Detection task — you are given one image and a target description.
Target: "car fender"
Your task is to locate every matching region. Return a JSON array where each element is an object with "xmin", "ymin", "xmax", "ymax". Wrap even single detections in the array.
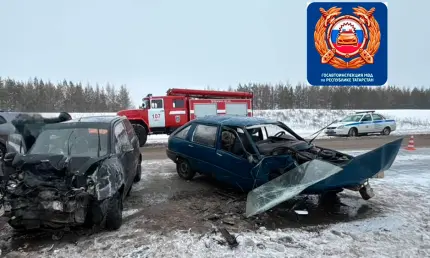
[{"xmin": 89, "ymin": 158, "xmax": 125, "ymax": 201}]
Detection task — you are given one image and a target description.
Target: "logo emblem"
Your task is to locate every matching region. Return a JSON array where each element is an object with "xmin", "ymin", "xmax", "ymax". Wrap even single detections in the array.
[
  {"xmin": 315, "ymin": 6, "xmax": 379, "ymax": 69},
  {"xmin": 307, "ymin": 2, "xmax": 387, "ymax": 86}
]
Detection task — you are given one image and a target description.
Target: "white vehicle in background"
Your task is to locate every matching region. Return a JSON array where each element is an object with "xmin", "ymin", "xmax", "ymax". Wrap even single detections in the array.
[{"xmin": 325, "ymin": 111, "xmax": 396, "ymax": 137}]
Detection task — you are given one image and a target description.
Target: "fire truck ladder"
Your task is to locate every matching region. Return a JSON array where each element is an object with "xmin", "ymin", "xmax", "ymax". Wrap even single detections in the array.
[{"xmin": 166, "ymin": 88, "xmax": 253, "ymax": 99}]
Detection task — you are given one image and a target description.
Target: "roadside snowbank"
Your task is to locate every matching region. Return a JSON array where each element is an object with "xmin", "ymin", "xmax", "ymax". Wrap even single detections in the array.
[{"xmin": 37, "ymin": 109, "xmax": 430, "ymax": 143}]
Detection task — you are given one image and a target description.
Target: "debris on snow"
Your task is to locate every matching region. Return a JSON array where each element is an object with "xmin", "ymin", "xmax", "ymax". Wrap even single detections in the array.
[
  {"xmin": 219, "ymin": 227, "xmax": 238, "ymax": 248},
  {"xmin": 294, "ymin": 210, "xmax": 308, "ymax": 215}
]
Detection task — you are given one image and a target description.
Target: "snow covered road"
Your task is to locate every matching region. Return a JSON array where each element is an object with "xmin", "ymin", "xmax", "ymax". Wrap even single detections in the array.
[{"xmin": 1, "ymin": 148, "xmax": 429, "ymax": 257}]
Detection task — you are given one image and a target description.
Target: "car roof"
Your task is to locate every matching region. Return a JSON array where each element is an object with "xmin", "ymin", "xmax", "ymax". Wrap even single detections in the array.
[
  {"xmin": 42, "ymin": 115, "xmax": 123, "ymax": 130},
  {"xmin": 0, "ymin": 112, "xmax": 30, "ymax": 122},
  {"xmin": 62, "ymin": 115, "xmax": 122, "ymax": 124},
  {"xmin": 192, "ymin": 115, "xmax": 278, "ymax": 127}
]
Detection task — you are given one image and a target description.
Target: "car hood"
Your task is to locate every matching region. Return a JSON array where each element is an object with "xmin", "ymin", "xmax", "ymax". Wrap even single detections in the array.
[{"xmin": 12, "ymin": 154, "xmax": 106, "ymax": 177}]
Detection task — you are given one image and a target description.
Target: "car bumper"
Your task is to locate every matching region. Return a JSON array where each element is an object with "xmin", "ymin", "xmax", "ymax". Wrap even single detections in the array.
[
  {"xmin": 166, "ymin": 149, "xmax": 177, "ymax": 162},
  {"xmin": 324, "ymin": 128, "xmax": 350, "ymax": 136},
  {"xmin": 3, "ymin": 189, "xmax": 91, "ymax": 230}
]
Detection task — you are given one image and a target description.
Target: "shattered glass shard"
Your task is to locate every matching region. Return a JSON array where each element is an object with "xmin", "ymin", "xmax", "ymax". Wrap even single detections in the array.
[{"xmin": 245, "ymin": 159, "xmax": 343, "ymax": 217}]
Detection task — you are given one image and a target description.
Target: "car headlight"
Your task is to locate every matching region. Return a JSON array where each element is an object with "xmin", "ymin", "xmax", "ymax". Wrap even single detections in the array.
[{"xmin": 337, "ymin": 125, "xmax": 345, "ymax": 129}]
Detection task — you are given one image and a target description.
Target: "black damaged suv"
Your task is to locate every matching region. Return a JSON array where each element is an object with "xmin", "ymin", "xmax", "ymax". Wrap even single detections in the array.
[{"xmin": 2, "ymin": 115, "xmax": 142, "ymax": 231}]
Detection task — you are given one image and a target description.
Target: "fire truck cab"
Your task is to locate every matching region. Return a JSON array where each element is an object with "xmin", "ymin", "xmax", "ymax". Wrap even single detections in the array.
[{"xmin": 117, "ymin": 88, "xmax": 253, "ymax": 147}]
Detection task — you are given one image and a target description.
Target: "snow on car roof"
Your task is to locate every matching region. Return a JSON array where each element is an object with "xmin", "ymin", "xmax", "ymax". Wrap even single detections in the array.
[{"xmin": 193, "ymin": 115, "xmax": 278, "ymax": 127}]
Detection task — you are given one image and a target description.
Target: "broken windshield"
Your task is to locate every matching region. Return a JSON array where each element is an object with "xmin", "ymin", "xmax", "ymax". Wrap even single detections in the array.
[
  {"xmin": 246, "ymin": 124, "xmax": 297, "ymax": 142},
  {"xmin": 28, "ymin": 128, "xmax": 109, "ymax": 157}
]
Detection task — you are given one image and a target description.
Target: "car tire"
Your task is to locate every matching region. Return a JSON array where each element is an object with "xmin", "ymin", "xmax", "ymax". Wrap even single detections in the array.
[
  {"xmin": 132, "ymin": 124, "xmax": 147, "ymax": 147},
  {"xmin": 348, "ymin": 128, "xmax": 358, "ymax": 137},
  {"xmin": 0, "ymin": 143, "xmax": 6, "ymax": 160},
  {"xmin": 382, "ymin": 127, "xmax": 391, "ymax": 135},
  {"xmin": 105, "ymin": 192, "xmax": 123, "ymax": 230},
  {"xmin": 176, "ymin": 158, "xmax": 196, "ymax": 180}
]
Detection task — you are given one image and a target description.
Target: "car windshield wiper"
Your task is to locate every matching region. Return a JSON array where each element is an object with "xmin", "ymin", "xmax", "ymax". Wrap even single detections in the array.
[
  {"xmin": 308, "ymin": 120, "xmax": 338, "ymax": 144},
  {"xmin": 67, "ymin": 130, "xmax": 76, "ymax": 156}
]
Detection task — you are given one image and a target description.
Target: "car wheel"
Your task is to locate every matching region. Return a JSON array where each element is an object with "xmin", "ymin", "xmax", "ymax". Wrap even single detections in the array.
[
  {"xmin": 176, "ymin": 158, "xmax": 196, "ymax": 180},
  {"xmin": 382, "ymin": 127, "xmax": 391, "ymax": 135},
  {"xmin": 0, "ymin": 143, "xmax": 6, "ymax": 160},
  {"xmin": 105, "ymin": 192, "xmax": 123, "ymax": 230},
  {"xmin": 348, "ymin": 128, "xmax": 358, "ymax": 137},
  {"xmin": 134, "ymin": 158, "xmax": 142, "ymax": 183},
  {"xmin": 132, "ymin": 124, "xmax": 147, "ymax": 147}
]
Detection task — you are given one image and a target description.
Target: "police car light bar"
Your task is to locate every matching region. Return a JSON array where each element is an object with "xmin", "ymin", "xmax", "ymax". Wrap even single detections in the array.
[{"xmin": 355, "ymin": 110, "xmax": 375, "ymax": 114}]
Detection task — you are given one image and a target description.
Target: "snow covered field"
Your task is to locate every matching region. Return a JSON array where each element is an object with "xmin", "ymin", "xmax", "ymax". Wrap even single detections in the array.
[
  {"xmin": 39, "ymin": 109, "xmax": 430, "ymax": 144},
  {"xmin": 2, "ymin": 148, "xmax": 429, "ymax": 257}
]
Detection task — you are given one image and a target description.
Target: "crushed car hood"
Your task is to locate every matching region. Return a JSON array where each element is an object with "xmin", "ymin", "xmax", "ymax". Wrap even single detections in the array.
[
  {"xmin": 8, "ymin": 154, "xmax": 107, "ymax": 189},
  {"xmin": 245, "ymin": 138, "xmax": 403, "ymax": 217},
  {"xmin": 13, "ymin": 154, "xmax": 106, "ymax": 175}
]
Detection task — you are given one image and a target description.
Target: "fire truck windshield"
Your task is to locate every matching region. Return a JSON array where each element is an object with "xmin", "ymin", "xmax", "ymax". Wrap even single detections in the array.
[{"xmin": 142, "ymin": 99, "xmax": 150, "ymax": 109}]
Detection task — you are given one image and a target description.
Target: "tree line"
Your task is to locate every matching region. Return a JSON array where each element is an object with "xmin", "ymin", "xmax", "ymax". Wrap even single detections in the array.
[
  {"xmin": 0, "ymin": 77, "xmax": 132, "ymax": 112},
  {"xmin": 1, "ymin": 77, "xmax": 429, "ymax": 112},
  {"xmin": 234, "ymin": 83, "xmax": 430, "ymax": 110}
]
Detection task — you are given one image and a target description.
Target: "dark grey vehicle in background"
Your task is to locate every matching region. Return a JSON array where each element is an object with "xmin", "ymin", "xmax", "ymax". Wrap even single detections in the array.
[
  {"xmin": 2, "ymin": 115, "xmax": 142, "ymax": 231},
  {"xmin": 0, "ymin": 111, "xmax": 73, "ymax": 159}
]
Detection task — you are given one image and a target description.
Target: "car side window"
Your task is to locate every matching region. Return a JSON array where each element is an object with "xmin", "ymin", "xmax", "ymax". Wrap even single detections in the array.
[
  {"xmin": 114, "ymin": 122, "xmax": 133, "ymax": 153},
  {"xmin": 191, "ymin": 124, "xmax": 217, "ymax": 147},
  {"xmin": 122, "ymin": 119, "xmax": 136, "ymax": 141},
  {"xmin": 361, "ymin": 114, "xmax": 372, "ymax": 122},
  {"xmin": 372, "ymin": 114, "xmax": 383, "ymax": 120},
  {"xmin": 173, "ymin": 99, "xmax": 185, "ymax": 108},
  {"xmin": 220, "ymin": 127, "xmax": 248, "ymax": 157},
  {"xmin": 0, "ymin": 116, "xmax": 6, "ymax": 124},
  {"xmin": 174, "ymin": 124, "xmax": 192, "ymax": 139},
  {"xmin": 151, "ymin": 99, "xmax": 163, "ymax": 109}
]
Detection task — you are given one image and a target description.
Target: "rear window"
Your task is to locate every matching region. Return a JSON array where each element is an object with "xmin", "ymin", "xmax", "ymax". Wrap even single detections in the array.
[{"xmin": 191, "ymin": 124, "xmax": 218, "ymax": 147}]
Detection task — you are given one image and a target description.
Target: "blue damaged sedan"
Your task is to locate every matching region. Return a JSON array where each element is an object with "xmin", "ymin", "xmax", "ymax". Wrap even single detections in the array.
[{"xmin": 166, "ymin": 115, "xmax": 403, "ymax": 217}]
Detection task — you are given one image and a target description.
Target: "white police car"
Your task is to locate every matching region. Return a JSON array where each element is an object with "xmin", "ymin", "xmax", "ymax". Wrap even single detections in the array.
[{"xmin": 325, "ymin": 111, "xmax": 396, "ymax": 137}]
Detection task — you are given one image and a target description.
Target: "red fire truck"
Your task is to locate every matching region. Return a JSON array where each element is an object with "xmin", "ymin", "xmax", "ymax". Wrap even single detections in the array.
[{"xmin": 117, "ymin": 88, "xmax": 254, "ymax": 147}]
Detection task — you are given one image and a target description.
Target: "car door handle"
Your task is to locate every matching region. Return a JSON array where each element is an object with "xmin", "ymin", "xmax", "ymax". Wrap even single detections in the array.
[{"xmin": 188, "ymin": 144, "xmax": 193, "ymax": 148}]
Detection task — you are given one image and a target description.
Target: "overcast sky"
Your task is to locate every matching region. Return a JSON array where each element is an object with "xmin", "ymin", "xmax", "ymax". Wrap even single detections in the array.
[{"xmin": 0, "ymin": 0, "xmax": 427, "ymax": 106}]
